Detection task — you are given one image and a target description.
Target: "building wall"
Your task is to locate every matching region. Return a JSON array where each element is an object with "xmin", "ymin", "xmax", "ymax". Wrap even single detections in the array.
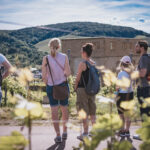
[{"xmin": 61, "ymin": 37, "xmax": 139, "ymax": 74}]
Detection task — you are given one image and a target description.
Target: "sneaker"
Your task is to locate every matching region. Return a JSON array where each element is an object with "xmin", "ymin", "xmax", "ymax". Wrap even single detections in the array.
[
  {"xmin": 62, "ymin": 132, "xmax": 67, "ymax": 140},
  {"xmin": 88, "ymin": 132, "xmax": 93, "ymax": 137},
  {"xmin": 54, "ymin": 136, "xmax": 62, "ymax": 143},
  {"xmin": 125, "ymin": 131, "xmax": 130, "ymax": 137},
  {"xmin": 133, "ymin": 134, "xmax": 142, "ymax": 141},
  {"xmin": 77, "ymin": 133, "xmax": 88, "ymax": 141},
  {"xmin": 118, "ymin": 130, "xmax": 126, "ymax": 137}
]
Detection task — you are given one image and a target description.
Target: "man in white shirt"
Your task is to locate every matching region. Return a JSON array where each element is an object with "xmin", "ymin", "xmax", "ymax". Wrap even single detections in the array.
[{"xmin": 0, "ymin": 54, "xmax": 11, "ymax": 104}]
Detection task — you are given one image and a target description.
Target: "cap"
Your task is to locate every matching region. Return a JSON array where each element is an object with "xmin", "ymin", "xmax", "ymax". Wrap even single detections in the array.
[{"xmin": 120, "ymin": 56, "xmax": 131, "ymax": 64}]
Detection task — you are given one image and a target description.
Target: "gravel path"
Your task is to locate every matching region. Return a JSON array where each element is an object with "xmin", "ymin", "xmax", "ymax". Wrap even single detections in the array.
[{"xmin": 0, "ymin": 125, "xmax": 142, "ymax": 150}]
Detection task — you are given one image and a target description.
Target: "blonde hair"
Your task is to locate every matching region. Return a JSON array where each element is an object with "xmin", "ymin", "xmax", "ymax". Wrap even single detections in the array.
[
  {"xmin": 48, "ymin": 38, "xmax": 61, "ymax": 56},
  {"xmin": 118, "ymin": 62, "xmax": 134, "ymax": 74}
]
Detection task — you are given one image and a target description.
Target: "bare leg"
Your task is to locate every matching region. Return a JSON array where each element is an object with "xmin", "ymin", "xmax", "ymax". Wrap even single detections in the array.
[
  {"xmin": 60, "ymin": 106, "xmax": 69, "ymax": 133},
  {"xmin": 90, "ymin": 115, "xmax": 96, "ymax": 125},
  {"xmin": 51, "ymin": 106, "xmax": 60, "ymax": 136},
  {"xmin": 125, "ymin": 117, "xmax": 131, "ymax": 131},
  {"xmin": 119, "ymin": 114, "xmax": 125, "ymax": 130},
  {"xmin": 83, "ymin": 117, "xmax": 89, "ymax": 134}
]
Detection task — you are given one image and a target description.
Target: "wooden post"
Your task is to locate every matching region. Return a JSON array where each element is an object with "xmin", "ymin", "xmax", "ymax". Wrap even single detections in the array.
[{"xmin": 4, "ymin": 85, "xmax": 7, "ymax": 106}]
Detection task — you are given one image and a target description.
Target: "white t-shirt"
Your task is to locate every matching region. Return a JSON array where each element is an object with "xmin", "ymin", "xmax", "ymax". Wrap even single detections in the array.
[
  {"xmin": 117, "ymin": 71, "xmax": 133, "ymax": 93},
  {"xmin": 0, "ymin": 54, "xmax": 7, "ymax": 92}
]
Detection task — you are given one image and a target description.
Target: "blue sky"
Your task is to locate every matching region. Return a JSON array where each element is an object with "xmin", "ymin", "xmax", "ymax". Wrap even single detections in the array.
[{"xmin": 0, "ymin": 0, "xmax": 150, "ymax": 33}]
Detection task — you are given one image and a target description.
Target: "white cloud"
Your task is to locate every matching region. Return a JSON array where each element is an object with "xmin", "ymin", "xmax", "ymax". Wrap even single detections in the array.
[{"xmin": 0, "ymin": 0, "xmax": 150, "ymax": 33}]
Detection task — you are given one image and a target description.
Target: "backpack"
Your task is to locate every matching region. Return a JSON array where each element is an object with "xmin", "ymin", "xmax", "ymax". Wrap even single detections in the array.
[{"xmin": 82, "ymin": 61, "xmax": 100, "ymax": 96}]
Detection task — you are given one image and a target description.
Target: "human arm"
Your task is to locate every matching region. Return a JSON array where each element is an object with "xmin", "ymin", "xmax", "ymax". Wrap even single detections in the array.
[
  {"xmin": 0, "ymin": 55, "xmax": 12, "ymax": 79},
  {"xmin": 64, "ymin": 55, "xmax": 71, "ymax": 77},
  {"xmin": 74, "ymin": 62, "xmax": 86, "ymax": 91},
  {"xmin": 139, "ymin": 57, "xmax": 148, "ymax": 78}
]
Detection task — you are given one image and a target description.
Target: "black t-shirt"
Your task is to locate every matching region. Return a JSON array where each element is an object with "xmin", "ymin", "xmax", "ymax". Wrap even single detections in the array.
[
  {"xmin": 138, "ymin": 54, "xmax": 150, "ymax": 87},
  {"xmin": 78, "ymin": 67, "xmax": 89, "ymax": 88}
]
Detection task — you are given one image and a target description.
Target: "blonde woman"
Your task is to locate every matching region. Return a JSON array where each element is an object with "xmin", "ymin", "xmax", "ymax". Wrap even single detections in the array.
[
  {"xmin": 42, "ymin": 38, "xmax": 71, "ymax": 143},
  {"xmin": 116, "ymin": 56, "xmax": 134, "ymax": 137}
]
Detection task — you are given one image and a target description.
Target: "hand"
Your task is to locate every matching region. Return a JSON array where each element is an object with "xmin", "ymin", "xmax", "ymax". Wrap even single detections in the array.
[
  {"xmin": 43, "ymin": 78, "xmax": 48, "ymax": 85},
  {"xmin": 74, "ymin": 85, "xmax": 77, "ymax": 93}
]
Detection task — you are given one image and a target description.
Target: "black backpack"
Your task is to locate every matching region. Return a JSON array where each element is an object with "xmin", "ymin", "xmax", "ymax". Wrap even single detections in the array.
[{"xmin": 82, "ymin": 61, "xmax": 100, "ymax": 96}]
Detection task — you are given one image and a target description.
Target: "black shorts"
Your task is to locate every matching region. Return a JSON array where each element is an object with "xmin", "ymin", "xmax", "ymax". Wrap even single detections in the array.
[
  {"xmin": 116, "ymin": 92, "xmax": 134, "ymax": 114},
  {"xmin": 137, "ymin": 86, "xmax": 150, "ymax": 116}
]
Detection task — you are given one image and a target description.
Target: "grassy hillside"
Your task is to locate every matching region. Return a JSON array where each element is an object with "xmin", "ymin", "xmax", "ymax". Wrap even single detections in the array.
[
  {"xmin": 0, "ymin": 32, "xmax": 47, "ymax": 67},
  {"xmin": 10, "ymin": 22, "xmax": 150, "ymax": 45},
  {"xmin": 0, "ymin": 22, "xmax": 150, "ymax": 67}
]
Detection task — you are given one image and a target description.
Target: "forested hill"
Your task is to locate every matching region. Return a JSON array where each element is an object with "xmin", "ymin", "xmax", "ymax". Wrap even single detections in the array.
[{"xmin": 0, "ymin": 22, "xmax": 150, "ymax": 67}]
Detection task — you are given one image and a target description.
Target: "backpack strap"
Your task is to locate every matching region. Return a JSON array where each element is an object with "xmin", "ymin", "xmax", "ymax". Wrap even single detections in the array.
[{"xmin": 85, "ymin": 60, "xmax": 96, "ymax": 66}]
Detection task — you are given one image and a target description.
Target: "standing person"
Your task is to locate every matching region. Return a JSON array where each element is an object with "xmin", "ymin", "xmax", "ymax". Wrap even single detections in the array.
[
  {"xmin": 135, "ymin": 40, "xmax": 150, "ymax": 117},
  {"xmin": 116, "ymin": 56, "xmax": 134, "ymax": 137},
  {"xmin": 0, "ymin": 54, "xmax": 11, "ymax": 105},
  {"xmin": 42, "ymin": 38, "xmax": 71, "ymax": 143},
  {"xmin": 74, "ymin": 43, "xmax": 97, "ymax": 140}
]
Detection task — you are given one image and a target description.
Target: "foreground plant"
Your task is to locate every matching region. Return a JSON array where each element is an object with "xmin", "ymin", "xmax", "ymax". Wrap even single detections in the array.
[
  {"xmin": 0, "ymin": 131, "xmax": 28, "ymax": 150},
  {"xmin": 136, "ymin": 115, "xmax": 150, "ymax": 150},
  {"xmin": 11, "ymin": 68, "xmax": 44, "ymax": 150},
  {"xmin": 79, "ymin": 114, "xmax": 133, "ymax": 150}
]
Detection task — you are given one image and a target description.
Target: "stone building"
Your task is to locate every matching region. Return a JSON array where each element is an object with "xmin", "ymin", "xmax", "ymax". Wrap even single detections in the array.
[{"xmin": 61, "ymin": 37, "xmax": 139, "ymax": 74}]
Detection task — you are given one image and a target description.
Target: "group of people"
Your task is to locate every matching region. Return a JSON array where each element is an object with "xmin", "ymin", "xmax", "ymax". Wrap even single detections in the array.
[
  {"xmin": 0, "ymin": 38, "xmax": 150, "ymax": 144},
  {"xmin": 117, "ymin": 41, "xmax": 150, "ymax": 138},
  {"xmin": 42, "ymin": 38, "xmax": 150, "ymax": 143}
]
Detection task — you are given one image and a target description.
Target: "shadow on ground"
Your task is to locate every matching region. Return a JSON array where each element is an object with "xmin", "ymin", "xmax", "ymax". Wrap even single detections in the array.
[{"xmin": 46, "ymin": 140, "xmax": 66, "ymax": 150}]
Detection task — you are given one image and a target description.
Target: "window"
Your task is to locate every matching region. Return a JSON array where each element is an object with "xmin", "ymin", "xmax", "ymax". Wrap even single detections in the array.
[
  {"xmin": 110, "ymin": 42, "xmax": 113, "ymax": 50},
  {"xmin": 122, "ymin": 42, "xmax": 127, "ymax": 49}
]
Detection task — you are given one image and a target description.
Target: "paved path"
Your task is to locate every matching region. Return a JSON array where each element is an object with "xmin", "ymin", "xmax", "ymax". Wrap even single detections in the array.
[{"xmin": 0, "ymin": 125, "xmax": 142, "ymax": 150}]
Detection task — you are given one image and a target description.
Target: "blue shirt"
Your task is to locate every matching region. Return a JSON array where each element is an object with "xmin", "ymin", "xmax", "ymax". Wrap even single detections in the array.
[{"xmin": 117, "ymin": 71, "xmax": 133, "ymax": 93}]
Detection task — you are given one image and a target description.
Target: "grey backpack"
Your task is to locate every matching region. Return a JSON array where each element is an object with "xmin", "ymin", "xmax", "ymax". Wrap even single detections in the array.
[{"xmin": 82, "ymin": 61, "xmax": 100, "ymax": 96}]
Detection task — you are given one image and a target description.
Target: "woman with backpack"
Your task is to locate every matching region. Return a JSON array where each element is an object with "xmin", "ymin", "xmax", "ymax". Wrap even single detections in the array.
[
  {"xmin": 116, "ymin": 56, "xmax": 134, "ymax": 137},
  {"xmin": 42, "ymin": 38, "xmax": 71, "ymax": 143},
  {"xmin": 74, "ymin": 43, "xmax": 98, "ymax": 140}
]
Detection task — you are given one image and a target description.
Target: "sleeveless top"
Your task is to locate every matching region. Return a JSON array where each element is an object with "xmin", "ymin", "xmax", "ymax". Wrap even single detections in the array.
[
  {"xmin": 47, "ymin": 52, "xmax": 67, "ymax": 86},
  {"xmin": 78, "ymin": 65, "xmax": 89, "ymax": 88}
]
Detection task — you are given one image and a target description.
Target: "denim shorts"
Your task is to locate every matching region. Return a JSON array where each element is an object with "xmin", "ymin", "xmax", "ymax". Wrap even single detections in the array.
[{"xmin": 46, "ymin": 82, "xmax": 69, "ymax": 107}]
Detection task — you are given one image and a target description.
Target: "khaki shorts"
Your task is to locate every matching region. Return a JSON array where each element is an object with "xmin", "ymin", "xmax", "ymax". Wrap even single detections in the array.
[{"xmin": 76, "ymin": 88, "xmax": 96, "ymax": 116}]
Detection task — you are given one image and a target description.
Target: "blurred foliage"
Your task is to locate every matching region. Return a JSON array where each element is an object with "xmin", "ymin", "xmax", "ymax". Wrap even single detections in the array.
[
  {"xmin": 1, "ymin": 76, "xmax": 44, "ymax": 104},
  {"xmin": 100, "ymin": 84, "xmax": 116, "ymax": 97},
  {"xmin": 104, "ymin": 140, "xmax": 132, "ymax": 150},
  {"xmin": 137, "ymin": 116, "xmax": 150, "ymax": 150},
  {"xmin": 14, "ymin": 99, "xmax": 44, "ymax": 121},
  {"xmin": 2, "ymin": 77, "xmax": 26, "ymax": 97},
  {"xmin": 79, "ymin": 114, "xmax": 133, "ymax": 150},
  {"xmin": 0, "ymin": 131, "xmax": 28, "ymax": 150}
]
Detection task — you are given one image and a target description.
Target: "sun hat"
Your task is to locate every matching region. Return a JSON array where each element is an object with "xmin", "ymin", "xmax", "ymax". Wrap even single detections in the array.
[{"xmin": 120, "ymin": 56, "xmax": 132, "ymax": 64}]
